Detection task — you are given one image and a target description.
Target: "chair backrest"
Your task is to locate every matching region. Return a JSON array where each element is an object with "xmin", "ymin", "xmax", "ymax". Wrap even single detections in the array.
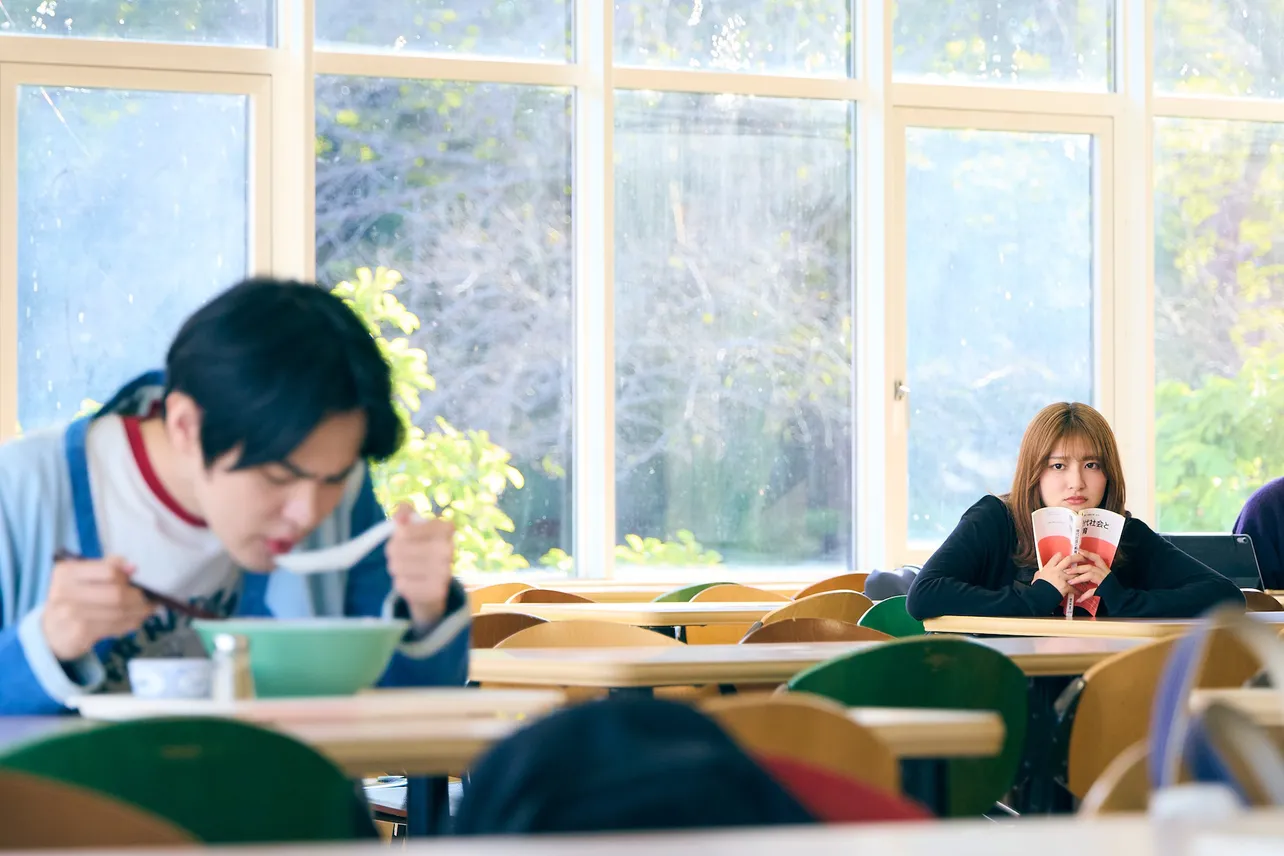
[
  {"xmin": 1065, "ymin": 637, "xmax": 1178, "ymax": 799},
  {"xmin": 690, "ymin": 584, "xmax": 790, "ymax": 603},
  {"xmin": 687, "ymin": 584, "xmax": 791, "ymax": 644},
  {"xmin": 857, "ymin": 595, "xmax": 926, "ymax": 637},
  {"xmin": 1065, "ymin": 631, "xmax": 1260, "ymax": 798},
  {"xmin": 703, "ymin": 693, "xmax": 900, "ymax": 794},
  {"xmin": 1077, "ymin": 742, "xmax": 1150, "ymax": 815},
  {"xmin": 793, "ymin": 573, "xmax": 870, "ymax": 600},
  {"xmin": 787, "ymin": 636, "xmax": 1028, "ymax": 817},
  {"xmin": 0, "ymin": 717, "xmax": 377, "ymax": 843},
  {"xmin": 740, "ymin": 618, "xmax": 890, "ymax": 644},
  {"xmin": 1243, "ymin": 590, "xmax": 1283, "ymax": 612},
  {"xmin": 470, "ymin": 612, "xmax": 549, "ymax": 648},
  {"xmin": 0, "ymin": 770, "xmax": 195, "ymax": 848},
  {"xmin": 508, "ymin": 589, "xmax": 595, "ymax": 604},
  {"xmin": 468, "ymin": 582, "xmax": 535, "ymax": 614},
  {"xmin": 760, "ymin": 591, "xmax": 873, "ymax": 626},
  {"xmin": 496, "ymin": 619, "xmax": 683, "ymax": 648},
  {"xmin": 653, "ymin": 582, "xmax": 735, "ymax": 603}
]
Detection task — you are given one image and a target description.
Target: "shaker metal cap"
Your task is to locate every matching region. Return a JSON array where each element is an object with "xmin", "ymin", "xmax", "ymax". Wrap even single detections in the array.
[{"xmin": 213, "ymin": 633, "xmax": 249, "ymax": 653}]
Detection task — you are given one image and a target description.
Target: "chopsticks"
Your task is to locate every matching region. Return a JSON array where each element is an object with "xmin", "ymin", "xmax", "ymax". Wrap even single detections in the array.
[
  {"xmin": 133, "ymin": 585, "xmax": 222, "ymax": 621},
  {"xmin": 53, "ymin": 550, "xmax": 221, "ymax": 621}
]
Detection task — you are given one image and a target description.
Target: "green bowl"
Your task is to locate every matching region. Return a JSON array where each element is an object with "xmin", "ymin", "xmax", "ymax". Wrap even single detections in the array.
[{"xmin": 192, "ymin": 617, "xmax": 409, "ymax": 698}]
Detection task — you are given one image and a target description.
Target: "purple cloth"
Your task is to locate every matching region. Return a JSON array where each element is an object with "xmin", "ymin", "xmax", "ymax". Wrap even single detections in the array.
[{"xmin": 1234, "ymin": 477, "xmax": 1284, "ymax": 589}]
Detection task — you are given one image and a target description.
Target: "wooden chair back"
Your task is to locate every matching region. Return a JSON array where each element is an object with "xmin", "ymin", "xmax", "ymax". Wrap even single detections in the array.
[
  {"xmin": 1065, "ymin": 630, "xmax": 1260, "ymax": 798},
  {"xmin": 794, "ymin": 573, "xmax": 870, "ymax": 600},
  {"xmin": 496, "ymin": 619, "xmax": 682, "ymax": 649},
  {"xmin": 1243, "ymin": 590, "xmax": 1283, "ymax": 612},
  {"xmin": 741, "ymin": 618, "xmax": 889, "ymax": 644},
  {"xmin": 690, "ymin": 584, "xmax": 790, "ymax": 603},
  {"xmin": 687, "ymin": 584, "xmax": 789, "ymax": 644},
  {"xmin": 0, "ymin": 771, "xmax": 195, "ymax": 848},
  {"xmin": 1077, "ymin": 742, "xmax": 1150, "ymax": 815},
  {"xmin": 507, "ymin": 589, "xmax": 595, "ymax": 604},
  {"xmin": 703, "ymin": 693, "xmax": 900, "ymax": 794},
  {"xmin": 469, "ymin": 612, "xmax": 548, "ymax": 649},
  {"xmin": 494, "ymin": 619, "xmax": 685, "ymax": 702},
  {"xmin": 760, "ymin": 591, "xmax": 874, "ymax": 626},
  {"xmin": 468, "ymin": 582, "xmax": 534, "ymax": 614}
]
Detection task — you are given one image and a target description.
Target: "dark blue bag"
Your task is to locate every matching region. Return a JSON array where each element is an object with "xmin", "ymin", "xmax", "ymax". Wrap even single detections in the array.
[
  {"xmin": 865, "ymin": 566, "xmax": 920, "ymax": 601},
  {"xmin": 453, "ymin": 696, "xmax": 816, "ymax": 834}
]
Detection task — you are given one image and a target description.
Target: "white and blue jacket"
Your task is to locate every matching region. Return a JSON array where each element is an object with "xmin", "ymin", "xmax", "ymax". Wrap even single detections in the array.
[{"xmin": 0, "ymin": 372, "xmax": 470, "ymax": 715}]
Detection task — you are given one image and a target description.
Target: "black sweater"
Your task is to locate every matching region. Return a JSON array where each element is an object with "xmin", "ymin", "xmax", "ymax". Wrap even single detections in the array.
[{"xmin": 906, "ymin": 495, "xmax": 1245, "ymax": 620}]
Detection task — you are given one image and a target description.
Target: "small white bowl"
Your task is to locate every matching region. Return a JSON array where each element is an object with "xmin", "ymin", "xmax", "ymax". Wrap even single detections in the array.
[{"xmin": 128, "ymin": 658, "xmax": 214, "ymax": 700}]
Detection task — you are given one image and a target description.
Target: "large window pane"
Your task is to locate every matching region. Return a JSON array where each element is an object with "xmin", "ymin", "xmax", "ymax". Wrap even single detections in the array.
[
  {"xmin": 1156, "ymin": 2, "xmax": 1284, "ymax": 97},
  {"xmin": 316, "ymin": 1, "xmax": 570, "ymax": 60},
  {"xmin": 906, "ymin": 127, "xmax": 1095, "ymax": 544},
  {"xmin": 18, "ymin": 86, "xmax": 249, "ymax": 430},
  {"xmin": 0, "ymin": 1, "xmax": 270, "ymax": 45},
  {"xmin": 1154, "ymin": 119, "xmax": 1284, "ymax": 531},
  {"xmin": 615, "ymin": 0, "xmax": 851, "ymax": 76},
  {"xmin": 316, "ymin": 77, "xmax": 573, "ymax": 573},
  {"xmin": 615, "ymin": 92, "xmax": 853, "ymax": 571},
  {"xmin": 894, "ymin": 0, "xmax": 1113, "ymax": 90}
]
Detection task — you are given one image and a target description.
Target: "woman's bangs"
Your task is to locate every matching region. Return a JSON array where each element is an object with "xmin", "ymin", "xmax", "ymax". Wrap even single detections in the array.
[{"xmin": 1056, "ymin": 431, "xmax": 1102, "ymax": 464}]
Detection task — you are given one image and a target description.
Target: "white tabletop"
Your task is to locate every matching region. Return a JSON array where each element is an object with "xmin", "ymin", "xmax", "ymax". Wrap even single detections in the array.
[
  {"xmin": 835, "ymin": 707, "xmax": 1002, "ymax": 758},
  {"xmin": 0, "ymin": 707, "xmax": 997, "ymax": 773},
  {"xmin": 68, "ymin": 687, "xmax": 564, "ymax": 723},
  {"xmin": 1191, "ymin": 688, "xmax": 1284, "ymax": 727},
  {"xmin": 549, "ymin": 582, "xmax": 805, "ymax": 602},
  {"xmin": 924, "ymin": 613, "xmax": 1284, "ymax": 639},
  {"xmin": 470, "ymin": 636, "xmax": 1146, "ymax": 686},
  {"xmin": 20, "ymin": 810, "xmax": 1284, "ymax": 856},
  {"xmin": 0, "ymin": 714, "xmax": 525, "ymax": 779},
  {"xmin": 480, "ymin": 601, "xmax": 778, "ymax": 625},
  {"xmin": 0, "ymin": 688, "xmax": 566, "ymax": 778}
]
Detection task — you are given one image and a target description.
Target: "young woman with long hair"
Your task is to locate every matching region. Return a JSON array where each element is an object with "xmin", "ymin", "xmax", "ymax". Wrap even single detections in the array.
[{"xmin": 907, "ymin": 402, "xmax": 1244, "ymax": 619}]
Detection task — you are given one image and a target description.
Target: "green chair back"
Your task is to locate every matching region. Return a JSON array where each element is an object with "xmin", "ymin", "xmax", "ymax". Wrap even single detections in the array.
[
  {"xmin": 857, "ymin": 595, "xmax": 926, "ymax": 637},
  {"xmin": 652, "ymin": 582, "xmax": 734, "ymax": 602},
  {"xmin": 0, "ymin": 716, "xmax": 377, "ymax": 843},
  {"xmin": 787, "ymin": 636, "xmax": 1027, "ymax": 816}
]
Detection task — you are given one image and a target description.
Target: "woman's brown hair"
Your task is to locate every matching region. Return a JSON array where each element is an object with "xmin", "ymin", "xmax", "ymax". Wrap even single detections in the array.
[{"xmin": 1003, "ymin": 402, "xmax": 1127, "ymax": 568}]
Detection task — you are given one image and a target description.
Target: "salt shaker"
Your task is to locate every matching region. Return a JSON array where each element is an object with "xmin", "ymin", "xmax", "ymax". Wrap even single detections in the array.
[{"xmin": 211, "ymin": 633, "xmax": 256, "ymax": 702}]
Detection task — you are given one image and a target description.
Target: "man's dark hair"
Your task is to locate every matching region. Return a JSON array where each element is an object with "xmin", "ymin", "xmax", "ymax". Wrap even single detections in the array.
[
  {"xmin": 164, "ymin": 277, "xmax": 403, "ymax": 469},
  {"xmin": 453, "ymin": 696, "xmax": 815, "ymax": 834}
]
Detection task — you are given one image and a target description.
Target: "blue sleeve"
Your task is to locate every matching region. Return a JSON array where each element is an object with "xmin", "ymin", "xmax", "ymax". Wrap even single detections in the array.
[
  {"xmin": 0, "ymin": 611, "xmax": 106, "ymax": 715},
  {"xmin": 344, "ymin": 470, "xmax": 470, "ymax": 689},
  {"xmin": 907, "ymin": 496, "xmax": 1063, "ymax": 620},
  {"xmin": 0, "ymin": 626, "xmax": 64, "ymax": 715},
  {"xmin": 0, "ymin": 432, "xmax": 107, "ymax": 714}
]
